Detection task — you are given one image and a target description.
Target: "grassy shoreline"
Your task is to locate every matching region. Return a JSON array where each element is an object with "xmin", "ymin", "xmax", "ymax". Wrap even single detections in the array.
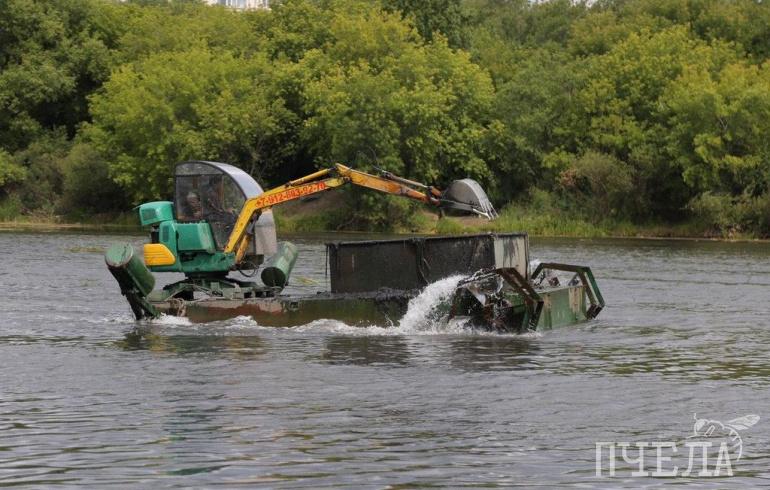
[
  {"xmin": 275, "ymin": 201, "xmax": 766, "ymax": 241},
  {"xmin": 0, "ymin": 216, "xmax": 142, "ymax": 234},
  {"xmin": 3, "ymin": 208, "xmax": 758, "ymax": 242}
]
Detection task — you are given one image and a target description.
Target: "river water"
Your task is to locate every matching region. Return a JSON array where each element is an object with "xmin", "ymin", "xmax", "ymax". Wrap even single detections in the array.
[{"xmin": 2, "ymin": 230, "xmax": 770, "ymax": 488}]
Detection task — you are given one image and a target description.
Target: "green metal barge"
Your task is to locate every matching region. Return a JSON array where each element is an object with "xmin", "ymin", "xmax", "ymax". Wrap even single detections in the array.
[
  {"xmin": 105, "ymin": 161, "xmax": 603, "ymax": 332},
  {"xmin": 107, "ymin": 232, "xmax": 603, "ymax": 333}
]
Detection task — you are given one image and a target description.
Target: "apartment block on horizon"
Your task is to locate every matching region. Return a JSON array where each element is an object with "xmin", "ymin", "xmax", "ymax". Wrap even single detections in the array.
[{"xmin": 204, "ymin": 0, "xmax": 269, "ymax": 10}]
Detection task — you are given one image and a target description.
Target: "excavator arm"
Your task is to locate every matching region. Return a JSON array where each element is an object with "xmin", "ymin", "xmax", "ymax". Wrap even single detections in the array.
[{"xmin": 224, "ymin": 164, "xmax": 496, "ymax": 264}]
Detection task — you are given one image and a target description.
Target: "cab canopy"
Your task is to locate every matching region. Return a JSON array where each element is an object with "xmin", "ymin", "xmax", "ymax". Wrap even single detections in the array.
[{"xmin": 174, "ymin": 161, "xmax": 276, "ymax": 258}]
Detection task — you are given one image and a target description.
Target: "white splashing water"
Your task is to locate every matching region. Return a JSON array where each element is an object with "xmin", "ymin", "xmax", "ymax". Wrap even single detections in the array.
[
  {"xmin": 271, "ymin": 275, "xmax": 467, "ymax": 336},
  {"xmin": 150, "ymin": 314, "xmax": 193, "ymax": 326},
  {"xmin": 288, "ymin": 276, "xmax": 539, "ymax": 337},
  {"xmin": 393, "ymin": 274, "xmax": 465, "ymax": 333},
  {"xmin": 142, "ymin": 275, "xmax": 536, "ymax": 337},
  {"xmin": 265, "ymin": 275, "xmax": 471, "ymax": 336}
]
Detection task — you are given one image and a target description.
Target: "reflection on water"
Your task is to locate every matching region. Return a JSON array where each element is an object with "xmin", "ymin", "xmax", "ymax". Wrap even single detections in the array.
[
  {"xmin": 321, "ymin": 336, "xmax": 412, "ymax": 366},
  {"xmin": 2, "ymin": 231, "xmax": 770, "ymax": 487},
  {"xmin": 447, "ymin": 336, "xmax": 541, "ymax": 372},
  {"xmin": 551, "ymin": 341, "xmax": 770, "ymax": 382},
  {"xmin": 118, "ymin": 329, "xmax": 266, "ymax": 358},
  {"xmin": 319, "ymin": 335, "xmax": 542, "ymax": 371}
]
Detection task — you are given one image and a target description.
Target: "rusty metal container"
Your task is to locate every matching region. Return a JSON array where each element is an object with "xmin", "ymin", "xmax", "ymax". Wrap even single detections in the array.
[{"xmin": 326, "ymin": 233, "xmax": 529, "ymax": 294}]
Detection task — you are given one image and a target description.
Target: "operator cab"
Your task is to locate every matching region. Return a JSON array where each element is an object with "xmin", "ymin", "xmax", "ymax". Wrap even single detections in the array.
[{"xmin": 174, "ymin": 160, "xmax": 277, "ymax": 261}]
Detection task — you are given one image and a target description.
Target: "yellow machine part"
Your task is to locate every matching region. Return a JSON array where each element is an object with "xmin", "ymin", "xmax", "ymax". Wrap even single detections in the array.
[{"xmin": 144, "ymin": 243, "xmax": 176, "ymax": 266}]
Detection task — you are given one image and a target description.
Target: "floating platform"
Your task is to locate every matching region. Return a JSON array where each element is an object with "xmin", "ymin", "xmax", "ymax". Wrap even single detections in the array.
[{"xmin": 108, "ymin": 233, "xmax": 603, "ymax": 333}]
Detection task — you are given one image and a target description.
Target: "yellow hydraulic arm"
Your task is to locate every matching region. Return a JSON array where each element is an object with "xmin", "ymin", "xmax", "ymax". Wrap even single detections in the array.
[{"xmin": 224, "ymin": 164, "xmax": 444, "ymax": 262}]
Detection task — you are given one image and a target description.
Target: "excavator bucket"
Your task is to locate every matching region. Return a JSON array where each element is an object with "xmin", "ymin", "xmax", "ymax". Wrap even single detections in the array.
[{"xmin": 441, "ymin": 179, "xmax": 498, "ymax": 219}]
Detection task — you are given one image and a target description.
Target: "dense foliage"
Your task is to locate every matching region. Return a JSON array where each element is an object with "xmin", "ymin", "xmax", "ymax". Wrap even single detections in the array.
[{"xmin": 2, "ymin": 0, "xmax": 770, "ymax": 235}]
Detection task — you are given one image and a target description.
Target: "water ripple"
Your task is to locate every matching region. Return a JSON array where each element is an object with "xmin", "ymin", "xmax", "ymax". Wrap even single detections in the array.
[{"xmin": 1, "ymin": 232, "xmax": 770, "ymax": 487}]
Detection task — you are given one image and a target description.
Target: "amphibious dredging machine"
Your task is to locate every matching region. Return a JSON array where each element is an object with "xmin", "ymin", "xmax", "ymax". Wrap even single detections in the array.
[{"xmin": 106, "ymin": 161, "xmax": 603, "ymax": 332}]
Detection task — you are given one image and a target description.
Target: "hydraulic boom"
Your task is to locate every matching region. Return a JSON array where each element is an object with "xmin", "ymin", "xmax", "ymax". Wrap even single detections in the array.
[{"xmin": 224, "ymin": 163, "xmax": 497, "ymax": 264}]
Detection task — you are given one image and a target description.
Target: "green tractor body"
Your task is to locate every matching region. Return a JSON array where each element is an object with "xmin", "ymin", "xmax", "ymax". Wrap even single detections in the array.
[
  {"xmin": 135, "ymin": 162, "xmax": 278, "ymax": 277},
  {"xmin": 138, "ymin": 201, "xmax": 236, "ymax": 274}
]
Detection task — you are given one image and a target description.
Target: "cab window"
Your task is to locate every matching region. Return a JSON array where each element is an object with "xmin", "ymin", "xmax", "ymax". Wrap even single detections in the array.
[{"xmin": 175, "ymin": 167, "xmax": 247, "ymax": 250}]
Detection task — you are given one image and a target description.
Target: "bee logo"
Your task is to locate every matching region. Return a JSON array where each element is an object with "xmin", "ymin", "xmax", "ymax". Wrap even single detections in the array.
[{"xmin": 689, "ymin": 414, "xmax": 759, "ymax": 461}]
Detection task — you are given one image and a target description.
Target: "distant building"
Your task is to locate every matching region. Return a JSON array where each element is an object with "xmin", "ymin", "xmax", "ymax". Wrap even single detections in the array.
[{"xmin": 205, "ymin": 0, "xmax": 269, "ymax": 9}]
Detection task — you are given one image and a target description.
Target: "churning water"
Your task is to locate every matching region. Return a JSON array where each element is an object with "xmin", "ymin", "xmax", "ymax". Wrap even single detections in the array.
[{"xmin": 2, "ymin": 231, "xmax": 770, "ymax": 488}]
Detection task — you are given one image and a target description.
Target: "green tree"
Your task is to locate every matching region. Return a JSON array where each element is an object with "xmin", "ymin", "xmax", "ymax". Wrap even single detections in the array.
[
  {"xmin": 86, "ymin": 47, "xmax": 295, "ymax": 203},
  {"xmin": 60, "ymin": 142, "xmax": 129, "ymax": 214},
  {"xmin": 663, "ymin": 62, "xmax": 770, "ymax": 196},
  {"xmin": 116, "ymin": 1, "xmax": 257, "ymax": 62},
  {"xmin": 382, "ymin": 0, "xmax": 469, "ymax": 47},
  {"xmin": 0, "ymin": 150, "xmax": 26, "ymax": 189},
  {"xmin": 259, "ymin": 0, "xmax": 338, "ymax": 62},
  {"xmin": 558, "ymin": 151, "xmax": 636, "ymax": 218},
  {"xmin": 301, "ymin": 10, "xmax": 494, "ymax": 182},
  {"xmin": 465, "ymin": 0, "xmax": 585, "ymax": 48},
  {"xmin": 299, "ymin": 8, "xmax": 494, "ymax": 228},
  {"xmin": 11, "ymin": 132, "xmax": 71, "ymax": 214},
  {"xmin": 485, "ymin": 47, "xmax": 583, "ymax": 201},
  {"xmin": 567, "ymin": 27, "xmax": 737, "ymax": 217},
  {"xmin": 0, "ymin": 0, "xmax": 120, "ymax": 151}
]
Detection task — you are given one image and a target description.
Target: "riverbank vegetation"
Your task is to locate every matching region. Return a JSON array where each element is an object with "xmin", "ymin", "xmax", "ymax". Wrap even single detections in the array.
[{"xmin": 2, "ymin": 0, "xmax": 770, "ymax": 238}]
